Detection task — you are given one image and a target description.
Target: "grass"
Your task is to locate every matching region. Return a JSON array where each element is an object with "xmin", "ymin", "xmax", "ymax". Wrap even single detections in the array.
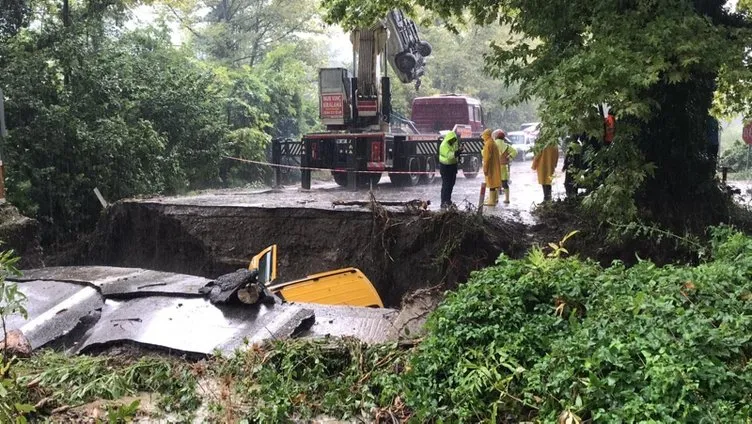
[{"xmin": 14, "ymin": 350, "xmax": 201, "ymax": 421}]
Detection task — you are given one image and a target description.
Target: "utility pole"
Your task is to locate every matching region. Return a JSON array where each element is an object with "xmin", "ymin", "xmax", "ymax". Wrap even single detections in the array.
[{"xmin": 0, "ymin": 88, "xmax": 7, "ymax": 202}]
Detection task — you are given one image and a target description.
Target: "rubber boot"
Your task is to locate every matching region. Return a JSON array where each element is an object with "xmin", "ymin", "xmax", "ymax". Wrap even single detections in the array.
[
  {"xmin": 543, "ymin": 185, "xmax": 552, "ymax": 201},
  {"xmin": 504, "ymin": 188, "xmax": 510, "ymax": 204},
  {"xmin": 484, "ymin": 188, "xmax": 498, "ymax": 206}
]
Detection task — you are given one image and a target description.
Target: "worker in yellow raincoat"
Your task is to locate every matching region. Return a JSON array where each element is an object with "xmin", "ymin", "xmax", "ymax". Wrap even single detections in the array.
[
  {"xmin": 481, "ymin": 128, "xmax": 501, "ymax": 206},
  {"xmin": 492, "ymin": 129, "xmax": 517, "ymax": 204},
  {"xmin": 531, "ymin": 142, "xmax": 559, "ymax": 202}
]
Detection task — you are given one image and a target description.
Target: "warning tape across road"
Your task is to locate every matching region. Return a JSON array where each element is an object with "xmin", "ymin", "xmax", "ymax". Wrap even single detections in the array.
[{"xmin": 223, "ymin": 155, "xmax": 446, "ymax": 175}]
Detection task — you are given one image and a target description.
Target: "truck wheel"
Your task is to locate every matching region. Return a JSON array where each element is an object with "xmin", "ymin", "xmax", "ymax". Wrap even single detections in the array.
[
  {"xmin": 406, "ymin": 157, "xmax": 421, "ymax": 186},
  {"xmin": 332, "ymin": 171, "xmax": 348, "ymax": 186},
  {"xmin": 463, "ymin": 156, "xmax": 480, "ymax": 179},
  {"xmin": 419, "ymin": 156, "xmax": 436, "ymax": 185},
  {"xmin": 390, "ymin": 157, "xmax": 421, "ymax": 186},
  {"xmin": 395, "ymin": 52, "xmax": 416, "ymax": 74},
  {"xmin": 418, "ymin": 41, "xmax": 432, "ymax": 57}
]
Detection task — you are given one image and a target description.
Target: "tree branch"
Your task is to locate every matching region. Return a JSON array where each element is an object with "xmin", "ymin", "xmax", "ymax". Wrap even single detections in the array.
[{"xmin": 167, "ymin": 5, "xmax": 203, "ymax": 39}]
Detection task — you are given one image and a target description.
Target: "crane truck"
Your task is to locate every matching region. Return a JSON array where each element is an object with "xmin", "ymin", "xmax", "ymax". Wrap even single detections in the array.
[{"xmin": 273, "ymin": 10, "xmax": 485, "ymax": 189}]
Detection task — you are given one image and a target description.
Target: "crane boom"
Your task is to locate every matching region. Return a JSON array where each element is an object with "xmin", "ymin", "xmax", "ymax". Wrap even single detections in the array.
[{"xmin": 319, "ymin": 9, "xmax": 431, "ymax": 132}]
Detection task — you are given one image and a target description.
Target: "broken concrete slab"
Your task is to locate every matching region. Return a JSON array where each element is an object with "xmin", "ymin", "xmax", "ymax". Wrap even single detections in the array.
[
  {"xmin": 12, "ymin": 266, "xmax": 211, "ymax": 297},
  {"xmin": 7, "ymin": 280, "xmax": 103, "ymax": 350},
  {"xmin": 7, "ymin": 267, "xmax": 399, "ymax": 356},
  {"xmin": 302, "ymin": 305, "xmax": 398, "ymax": 344},
  {"xmin": 76, "ymin": 296, "xmax": 316, "ymax": 355}
]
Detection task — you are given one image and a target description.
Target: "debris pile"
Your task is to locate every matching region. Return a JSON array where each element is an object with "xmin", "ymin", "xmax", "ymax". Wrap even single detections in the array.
[
  {"xmin": 199, "ymin": 269, "xmax": 277, "ymax": 305},
  {"xmin": 6, "ymin": 266, "xmax": 398, "ymax": 357}
]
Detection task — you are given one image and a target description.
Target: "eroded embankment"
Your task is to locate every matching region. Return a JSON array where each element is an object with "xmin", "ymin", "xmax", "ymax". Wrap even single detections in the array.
[{"xmin": 78, "ymin": 202, "xmax": 529, "ymax": 307}]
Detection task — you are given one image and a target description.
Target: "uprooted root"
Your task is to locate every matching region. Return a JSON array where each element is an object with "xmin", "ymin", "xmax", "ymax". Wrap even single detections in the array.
[{"xmin": 367, "ymin": 197, "xmax": 527, "ymax": 293}]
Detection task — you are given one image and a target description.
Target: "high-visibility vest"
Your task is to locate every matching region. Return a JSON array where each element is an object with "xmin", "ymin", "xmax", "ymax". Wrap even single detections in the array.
[{"xmin": 439, "ymin": 131, "xmax": 459, "ymax": 165}]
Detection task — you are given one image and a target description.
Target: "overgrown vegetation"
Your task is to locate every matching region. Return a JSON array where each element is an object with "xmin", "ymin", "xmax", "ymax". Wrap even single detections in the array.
[
  {"xmin": 207, "ymin": 339, "xmax": 409, "ymax": 422},
  {"xmin": 0, "ymin": 0, "xmax": 324, "ymax": 242},
  {"xmin": 0, "ymin": 249, "xmax": 34, "ymax": 423},
  {"xmin": 397, "ymin": 226, "xmax": 752, "ymax": 422},
  {"xmin": 12, "ymin": 351, "xmax": 201, "ymax": 420}
]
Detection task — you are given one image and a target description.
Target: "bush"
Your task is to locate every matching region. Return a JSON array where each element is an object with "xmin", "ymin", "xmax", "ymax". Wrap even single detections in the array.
[{"xmin": 401, "ymin": 226, "xmax": 752, "ymax": 422}]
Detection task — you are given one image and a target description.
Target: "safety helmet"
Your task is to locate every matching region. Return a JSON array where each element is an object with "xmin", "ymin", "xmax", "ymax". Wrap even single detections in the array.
[{"xmin": 492, "ymin": 129, "xmax": 505, "ymax": 140}]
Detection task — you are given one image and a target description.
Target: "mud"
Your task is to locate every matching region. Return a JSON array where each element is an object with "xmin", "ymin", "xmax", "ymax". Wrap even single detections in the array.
[
  {"xmin": 79, "ymin": 202, "xmax": 527, "ymax": 307},
  {"xmin": 0, "ymin": 202, "xmax": 44, "ymax": 268}
]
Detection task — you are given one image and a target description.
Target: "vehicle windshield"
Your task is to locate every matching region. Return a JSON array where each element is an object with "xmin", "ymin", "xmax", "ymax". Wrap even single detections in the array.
[{"xmin": 507, "ymin": 134, "xmax": 526, "ymax": 144}]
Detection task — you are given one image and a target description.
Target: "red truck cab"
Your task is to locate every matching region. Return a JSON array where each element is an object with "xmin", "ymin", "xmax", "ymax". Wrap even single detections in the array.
[{"xmin": 410, "ymin": 95, "xmax": 484, "ymax": 135}]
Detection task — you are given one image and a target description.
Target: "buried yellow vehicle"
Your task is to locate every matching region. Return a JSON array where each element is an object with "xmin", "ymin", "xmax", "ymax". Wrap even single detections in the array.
[{"xmin": 249, "ymin": 245, "xmax": 384, "ymax": 308}]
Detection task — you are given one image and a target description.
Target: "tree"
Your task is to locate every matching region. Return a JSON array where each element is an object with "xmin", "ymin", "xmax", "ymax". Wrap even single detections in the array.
[
  {"xmin": 322, "ymin": 0, "xmax": 752, "ymax": 230},
  {"xmin": 1, "ymin": 4, "xmax": 228, "ymax": 240},
  {"xmin": 416, "ymin": 22, "xmax": 539, "ymax": 131},
  {"xmin": 179, "ymin": 0, "xmax": 323, "ymax": 66},
  {"xmin": 0, "ymin": 0, "xmax": 30, "ymax": 39}
]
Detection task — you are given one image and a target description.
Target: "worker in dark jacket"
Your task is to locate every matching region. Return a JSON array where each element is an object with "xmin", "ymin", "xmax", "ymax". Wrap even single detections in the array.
[{"xmin": 439, "ymin": 130, "xmax": 462, "ymax": 208}]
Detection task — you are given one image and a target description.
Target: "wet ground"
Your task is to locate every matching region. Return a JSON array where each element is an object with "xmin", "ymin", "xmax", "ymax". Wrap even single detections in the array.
[{"xmin": 142, "ymin": 160, "xmax": 566, "ymax": 225}]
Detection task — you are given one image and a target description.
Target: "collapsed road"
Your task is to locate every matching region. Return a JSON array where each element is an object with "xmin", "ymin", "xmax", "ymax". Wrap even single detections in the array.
[{"xmin": 6, "ymin": 266, "xmax": 400, "ymax": 356}]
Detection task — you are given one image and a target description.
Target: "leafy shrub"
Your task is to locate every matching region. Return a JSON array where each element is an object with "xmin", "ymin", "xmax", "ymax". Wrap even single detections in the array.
[
  {"xmin": 401, "ymin": 226, "xmax": 752, "ymax": 422},
  {"xmin": 210, "ymin": 339, "xmax": 408, "ymax": 422}
]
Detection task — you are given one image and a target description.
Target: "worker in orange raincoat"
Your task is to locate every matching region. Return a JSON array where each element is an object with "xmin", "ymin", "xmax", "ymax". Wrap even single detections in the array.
[
  {"xmin": 481, "ymin": 128, "xmax": 501, "ymax": 206},
  {"xmin": 531, "ymin": 142, "xmax": 559, "ymax": 202}
]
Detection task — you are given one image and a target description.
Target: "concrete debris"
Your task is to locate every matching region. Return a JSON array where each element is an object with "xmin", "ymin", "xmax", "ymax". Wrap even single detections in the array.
[
  {"xmin": 0, "ymin": 329, "xmax": 32, "ymax": 357},
  {"xmin": 7, "ymin": 266, "xmax": 398, "ymax": 356},
  {"xmin": 198, "ymin": 268, "xmax": 279, "ymax": 305}
]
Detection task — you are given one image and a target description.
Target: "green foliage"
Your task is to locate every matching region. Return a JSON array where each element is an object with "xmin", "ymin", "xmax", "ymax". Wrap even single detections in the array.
[
  {"xmin": 188, "ymin": 0, "xmax": 323, "ymax": 66},
  {"xmin": 0, "ymin": 249, "xmax": 34, "ymax": 423},
  {"xmin": 0, "ymin": 361, "xmax": 35, "ymax": 424},
  {"xmin": 720, "ymin": 140, "xmax": 752, "ymax": 178},
  {"xmin": 105, "ymin": 399, "xmax": 141, "ymax": 423},
  {"xmin": 0, "ymin": 0, "xmax": 326, "ymax": 241},
  {"xmin": 398, "ymin": 226, "xmax": 752, "ymax": 422},
  {"xmin": 1, "ymin": 20, "xmax": 228, "ymax": 240},
  {"xmin": 389, "ymin": 22, "xmax": 539, "ymax": 132},
  {"xmin": 18, "ymin": 351, "xmax": 200, "ymax": 415},
  {"xmin": 208, "ymin": 339, "xmax": 408, "ymax": 422}
]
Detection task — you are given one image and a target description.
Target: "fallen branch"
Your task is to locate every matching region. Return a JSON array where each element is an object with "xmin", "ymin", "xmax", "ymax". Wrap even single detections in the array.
[
  {"xmin": 51, "ymin": 405, "xmax": 70, "ymax": 414},
  {"xmin": 332, "ymin": 199, "xmax": 430, "ymax": 209}
]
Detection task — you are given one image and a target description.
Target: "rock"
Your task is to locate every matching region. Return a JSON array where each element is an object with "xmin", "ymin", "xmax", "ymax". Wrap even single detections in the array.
[
  {"xmin": 0, "ymin": 329, "xmax": 32, "ymax": 357},
  {"xmin": 0, "ymin": 202, "xmax": 43, "ymax": 268},
  {"xmin": 200, "ymin": 269, "xmax": 264, "ymax": 304}
]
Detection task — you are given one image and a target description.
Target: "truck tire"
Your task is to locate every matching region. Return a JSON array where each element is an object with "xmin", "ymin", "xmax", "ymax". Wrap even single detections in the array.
[
  {"xmin": 419, "ymin": 156, "xmax": 436, "ymax": 185},
  {"xmin": 390, "ymin": 157, "xmax": 421, "ymax": 187},
  {"xmin": 418, "ymin": 41, "xmax": 432, "ymax": 57},
  {"xmin": 463, "ymin": 155, "xmax": 480, "ymax": 179},
  {"xmin": 332, "ymin": 171, "xmax": 348, "ymax": 187},
  {"xmin": 395, "ymin": 52, "xmax": 417, "ymax": 74},
  {"xmin": 333, "ymin": 171, "xmax": 382, "ymax": 187}
]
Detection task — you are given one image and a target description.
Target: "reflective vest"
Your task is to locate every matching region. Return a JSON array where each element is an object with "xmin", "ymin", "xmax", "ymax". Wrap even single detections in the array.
[{"xmin": 439, "ymin": 131, "xmax": 459, "ymax": 165}]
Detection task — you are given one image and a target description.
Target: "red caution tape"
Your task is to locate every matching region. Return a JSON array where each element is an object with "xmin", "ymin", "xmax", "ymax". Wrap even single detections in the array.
[{"xmin": 223, "ymin": 156, "xmax": 439, "ymax": 175}]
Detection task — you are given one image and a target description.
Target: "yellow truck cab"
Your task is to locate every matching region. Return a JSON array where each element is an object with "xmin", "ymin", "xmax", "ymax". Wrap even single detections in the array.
[{"xmin": 249, "ymin": 245, "xmax": 384, "ymax": 308}]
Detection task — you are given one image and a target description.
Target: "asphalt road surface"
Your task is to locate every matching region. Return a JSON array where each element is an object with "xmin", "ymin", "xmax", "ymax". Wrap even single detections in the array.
[
  {"xmin": 143, "ymin": 159, "xmax": 568, "ymax": 224},
  {"xmin": 140, "ymin": 158, "xmax": 752, "ymax": 224}
]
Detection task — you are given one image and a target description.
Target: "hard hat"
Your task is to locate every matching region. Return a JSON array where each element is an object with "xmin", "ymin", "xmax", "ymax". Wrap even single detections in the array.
[{"xmin": 492, "ymin": 129, "xmax": 505, "ymax": 140}]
